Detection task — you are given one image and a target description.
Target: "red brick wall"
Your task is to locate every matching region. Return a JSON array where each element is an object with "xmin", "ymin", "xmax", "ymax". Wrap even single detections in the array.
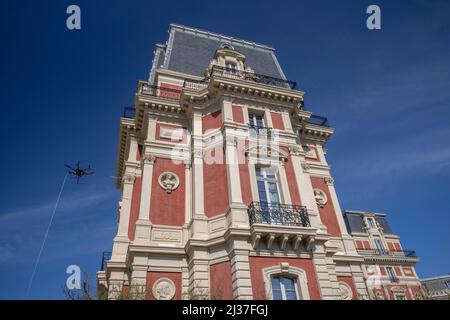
[
  {"xmin": 203, "ymin": 110, "xmax": 222, "ymax": 133},
  {"xmin": 128, "ymin": 177, "xmax": 142, "ymax": 240},
  {"xmin": 238, "ymin": 140, "xmax": 253, "ymax": 206},
  {"xmin": 284, "ymin": 155, "xmax": 302, "ymax": 205},
  {"xmin": 310, "ymin": 177, "xmax": 341, "ymax": 237},
  {"xmin": 203, "ymin": 147, "xmax": 229, "ymax": 217},
  {"xmin": 403, "ymin": 267, "xmax": 414, "ymax": 277},
  {"xmin": 270, "ymin": 112, "xmax": 285, "ymax": 130},
  {"xmin": 146, "ymin": 272, "xmax": 182, "ymax": 300},
  {"xmin": 159, "ymin": 83, "xmax": 181, "ymax": 100},
  {"xmin": 249, "ymin": 256, "xmax": 321, "ymax": 300},
  {"xmin": 394, "ymin": 266, "xmax": 402, "ymax": 277},
  {"xmin": 304, "ymin": 146, "xmax": 320, "ymax": 162},
  {"xmin": 149, "ymin": 158, "xmax": 185, "ymax": 226},
  {"xmin": 210, "ymin": 261, "xmax": 233, "ymax": 300},
  {"xmin": 232, "ymin": 105, "xmax": 244, "ymax": 124},
  {"xmin": 336, "ymin": 276, "xmax": 358, "ymax": 300},
  {"xmin": 137, "ymin": 145, "xmax": 142, "ymax": 161}
]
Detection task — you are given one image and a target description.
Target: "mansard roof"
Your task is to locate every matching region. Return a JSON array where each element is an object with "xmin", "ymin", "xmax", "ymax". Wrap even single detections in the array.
[
  {"xmin": 343, "ymin": 210, "xmax": 394, "ymax": 235},
  {"xmin": 149, "ymin": 24, "xmax": 287, "ymax": 80}
]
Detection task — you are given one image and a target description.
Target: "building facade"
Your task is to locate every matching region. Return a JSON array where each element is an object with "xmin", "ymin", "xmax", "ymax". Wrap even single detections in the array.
[
  {"xmin": 420, "ymin": 275, "xmax": 450, "ymax": 300},
  {"xmin": 97, "ymin": 24, "xmax": 422, "ymax": 300}
]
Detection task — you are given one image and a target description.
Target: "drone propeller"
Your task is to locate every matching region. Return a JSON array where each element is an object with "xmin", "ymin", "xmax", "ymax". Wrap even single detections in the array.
[{"xmin": 64, "ymin": 164, "xmax": 76, "ymax": 171}]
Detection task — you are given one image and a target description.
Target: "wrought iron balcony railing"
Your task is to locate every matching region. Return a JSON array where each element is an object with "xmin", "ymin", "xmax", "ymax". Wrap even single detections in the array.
[
  {"xmin": 100, "ymin": 251, "xmax": 112, "ymax": 271},
  {"xmin": 248, "ymin": 124, "xmax": 272, "ymax": 139},
  {"xmin": 357, "ymin": 249, "xmax": 417, "ymax": 258},
  {"xmin": 123, "ymin": 106, "xmax": 135, "ymax": 119},
  {"xmin": 211, "ymin": 65, "xmax": 297, "ymax": 90},
  {"xmin": 308, "ymin": 115, "xmax": 330, "ymax": 127},
  {"xmin": 248, "ymin": 201, "xmax": 310, "ymax": 227},
  {"xmin": 139, "ymin": 83, "xmax": 182, "ymax": 101}
]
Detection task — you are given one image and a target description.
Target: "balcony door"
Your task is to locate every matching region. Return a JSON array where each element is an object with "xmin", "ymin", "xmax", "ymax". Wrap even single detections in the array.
[
  {"xmin": 249, "ymin": 113, "xmax": 264, "ymax": 128},
  {"xmin": 256, "ymin": 167, "xmax": 282, "ymax": 224}
]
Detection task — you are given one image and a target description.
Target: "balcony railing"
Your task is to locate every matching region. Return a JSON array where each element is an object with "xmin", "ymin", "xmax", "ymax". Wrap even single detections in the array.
[
  {"xmin": 123, "ymin": 106, "xmax": 135, "ymax": 119},
  {"xmin": 211, "ymin": 65, "xmax": 297, "ymax": 90},
  {"xmin": 248, "ymin": 124, "xmax": 272, "ymax": 139},
  {"xmin": 183, "ymin": 77, "xmax": 210, "ymax": 91},
  {"xmin": 357, "ymin": 249, "xmax": 417, "ymax": 258},
  {"xmin": 309, "ymin": 115, "xmax": 330, "ymax": 127},
  {"xmin": 248, "ymin": 201, "xmax": 310, "ymax": 227},
  {"xmin": 139, "ymin": 83, "xmax": 181, "ymax": 101},
  {"xmin": 100, "ymin": 251, "xmax": 112, "ymax": 271}
]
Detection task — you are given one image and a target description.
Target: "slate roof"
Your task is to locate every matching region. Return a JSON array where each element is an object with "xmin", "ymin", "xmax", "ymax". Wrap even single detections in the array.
[
  {"xmin": 148, "ymin": 24, "xmax": 287, "ymax": 81},
  {"xmin": 343, "ymin": 211, "xmax": 394, "ymax": 235},
  {"xmin": 420, "ymin": 275, "xmax": 450, "ymax": 293}
]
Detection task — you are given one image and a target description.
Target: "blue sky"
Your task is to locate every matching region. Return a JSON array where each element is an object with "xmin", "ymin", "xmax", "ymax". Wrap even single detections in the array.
[{"xmin": 0, "ymin": 0, "xmax": 449, "ymax": 299}]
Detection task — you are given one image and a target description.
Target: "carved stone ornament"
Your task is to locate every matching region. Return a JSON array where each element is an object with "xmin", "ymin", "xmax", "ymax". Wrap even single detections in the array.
[
  {"xmin": 289, "ymin": 145, "xmax": 302, "ymax": 156},
  {"xmin": 158, "ymin": 172, "xmax": 180, "ymax": 193},
  {"xmin": 122, "ymin": 174, "xmax": 135, "ymax": 184},
  {"xmin": 301, "ymin": 162, "xmax": 310, "ymax": 172},
  {"xmin": 337, "ymin": 282, "xmax": 353, "ymax": 300},
  {"xmin": 142, "ymin": 154, "xmax": 156, "ymax": 164},
  {"xmin": 324, "ymin": 176, "xmax": 334, "ymax": 186},
  {"xmin": 152, "ymin": 278, "xmax": 176, "ymax": 300},
  {"xmin": 313, "ymin": 188, "xmax": 327, "ymax": 207}
]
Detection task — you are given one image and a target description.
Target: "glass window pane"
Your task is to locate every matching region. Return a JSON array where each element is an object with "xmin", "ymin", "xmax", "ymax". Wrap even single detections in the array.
[
  {"xmin": 271, "ymin": 277, "xmax": 281, "ymax": 290},
  {"xmin": 285, "ymin": 290, "xmax": 297, "ymax": 300},
  {"xmin": 255, "ymin": 167, "xmax": 262, "ymax": 177},
  {"xmin": 283, "ymin": 278, "xmax": 296, "ymax": 290},
  {"xmin": 272, "ymin": 289, "xmax": 283, "ymax": 300}
]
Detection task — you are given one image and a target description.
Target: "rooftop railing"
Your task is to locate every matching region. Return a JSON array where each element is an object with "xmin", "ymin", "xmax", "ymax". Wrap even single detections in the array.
[
  {"xmin": 308, "ymin": 115, "xmax": 330, "ymax": 127},
  {"xmin": 248, "ymin": 201, "xmax": 310, "ymax": 227},
  {"xmin": 139, "ymin": 83, "xmax": 181, "ymax": 101},
  {"xmin": 100, "ymin": 251, "xmax": 112, "ymax": 271},
  {"xmin": 357, "ymin": 249, "xmax": 417, "ymax": 258},
  {"xmin": 211, "ymin": 65, "xmax": 297, "ymax": 90},
  {"xmin": 123, "ymin": 106, "xmax": 135, "ymax": 119}
]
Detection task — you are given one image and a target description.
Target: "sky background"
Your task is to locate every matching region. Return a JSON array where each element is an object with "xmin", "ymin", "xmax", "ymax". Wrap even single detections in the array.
[{"xmin": 0, "ymin": 0, "xmax": 449, "ymax": 299}]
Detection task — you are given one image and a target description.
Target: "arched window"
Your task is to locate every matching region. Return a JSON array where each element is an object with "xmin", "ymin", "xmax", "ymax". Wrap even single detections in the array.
[
  {"xmin": 271, "ymin": 276, "xmax": 298, "ymax": 300},
  {"xmin": 262, "ymin": 263, "xmax": 310, "ymax": 300}
]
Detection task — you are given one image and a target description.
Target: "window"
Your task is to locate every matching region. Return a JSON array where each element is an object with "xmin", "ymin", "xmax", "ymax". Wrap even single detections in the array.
[
  {"xmin": 394, "ymin": 293, "xmax": 406, "ymax": 300},
  {"xmin": 271, "ymin": 276, "xmax": 298, "ymax": 300},
  {"xmin": 249, "ymin": 113, "xmax": 264, "ymax": 128},
  {"xmin": 256, "ymin": 167, "xmax": 282, "ymax": 224},
  {"xmin": 386, "ymin": 267, "xmax": 397, "ymax": 282},
  {"xmin": 367, "ymin": 217, "xmax": 376, "ymax": 228},
  {"xmin": 225, "ymin": 62, "xmax": 237, "ymax": 73},
  {"xmin": 445, "ymin": 280, "xmax": 450, "ymax": 290},
  {"xmin": 373, "ymin": 236, "xmax": 386, "ymax": 254}
]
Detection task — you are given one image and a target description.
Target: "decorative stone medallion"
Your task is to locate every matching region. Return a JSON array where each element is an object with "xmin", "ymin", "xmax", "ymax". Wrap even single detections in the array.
[
  {"xmin": 152, "ymin": 278, "xmax": 176, "ymax": 300},
  {"xmin": 313, "ymin": 188, "xmax": 327, "ymax": 207},
  {"xmin": 337, "ymin": 282, "xmax": 353, "ymax": 300},
  {"xmin": 158, "ymin": 172, "xmax": 180, "ymax": 193}
]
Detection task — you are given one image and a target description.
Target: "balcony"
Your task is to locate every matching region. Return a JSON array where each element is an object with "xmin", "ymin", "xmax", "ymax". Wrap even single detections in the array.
[
  {"xmin": 211, "ymin": 65, "xmax": 297, "ymax": 90},
  {"xmin": 356, "ymin": 249, "xmax": 419, "ymax": 263},
  {"xmin": 100, "ymin": 251, "xmax": 111, "ymax": 271},
  {"xmin": 138, "ymin": 82, "xmax": 181, "ymax": 101},
  {"xmin": 122, "ymin": 106, "xmax": 135, "ymax": 119},
  {"xmin": 247, "ymin": 202, "xmax": 315, "ymax": 250},
  {"xmin": 308, "ymin": 115, "xmax": 330, "ymax": 127},
  {"xmin": 248, "ymin": 201, "xmax": 310, "ymax": 227}
]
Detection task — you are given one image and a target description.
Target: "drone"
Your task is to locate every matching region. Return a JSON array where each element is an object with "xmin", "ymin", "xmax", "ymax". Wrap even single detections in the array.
[{"xmin": 64, "ymin": 161, "xmax": 94, "ymax": 184}]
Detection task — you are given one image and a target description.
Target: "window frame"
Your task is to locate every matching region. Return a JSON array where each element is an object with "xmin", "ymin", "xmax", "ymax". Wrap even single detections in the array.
[{"xmin": 271, "ymin": 275, "xmax": 299, "ymax": 300}]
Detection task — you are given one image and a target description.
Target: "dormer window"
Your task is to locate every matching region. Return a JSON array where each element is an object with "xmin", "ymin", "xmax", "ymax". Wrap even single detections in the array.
[{"xmin": 226, "ymin": 62, "xmax": 237, "ymax": 73}]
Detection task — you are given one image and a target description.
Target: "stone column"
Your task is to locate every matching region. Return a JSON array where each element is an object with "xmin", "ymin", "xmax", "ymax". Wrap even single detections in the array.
[
  {"xmin": 134, "ymin": 153, "xmax": 155, "ymax": 243},
  {"xmin": 129, "ymin": 253, "xmax": 149, "ymax": 299}
]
